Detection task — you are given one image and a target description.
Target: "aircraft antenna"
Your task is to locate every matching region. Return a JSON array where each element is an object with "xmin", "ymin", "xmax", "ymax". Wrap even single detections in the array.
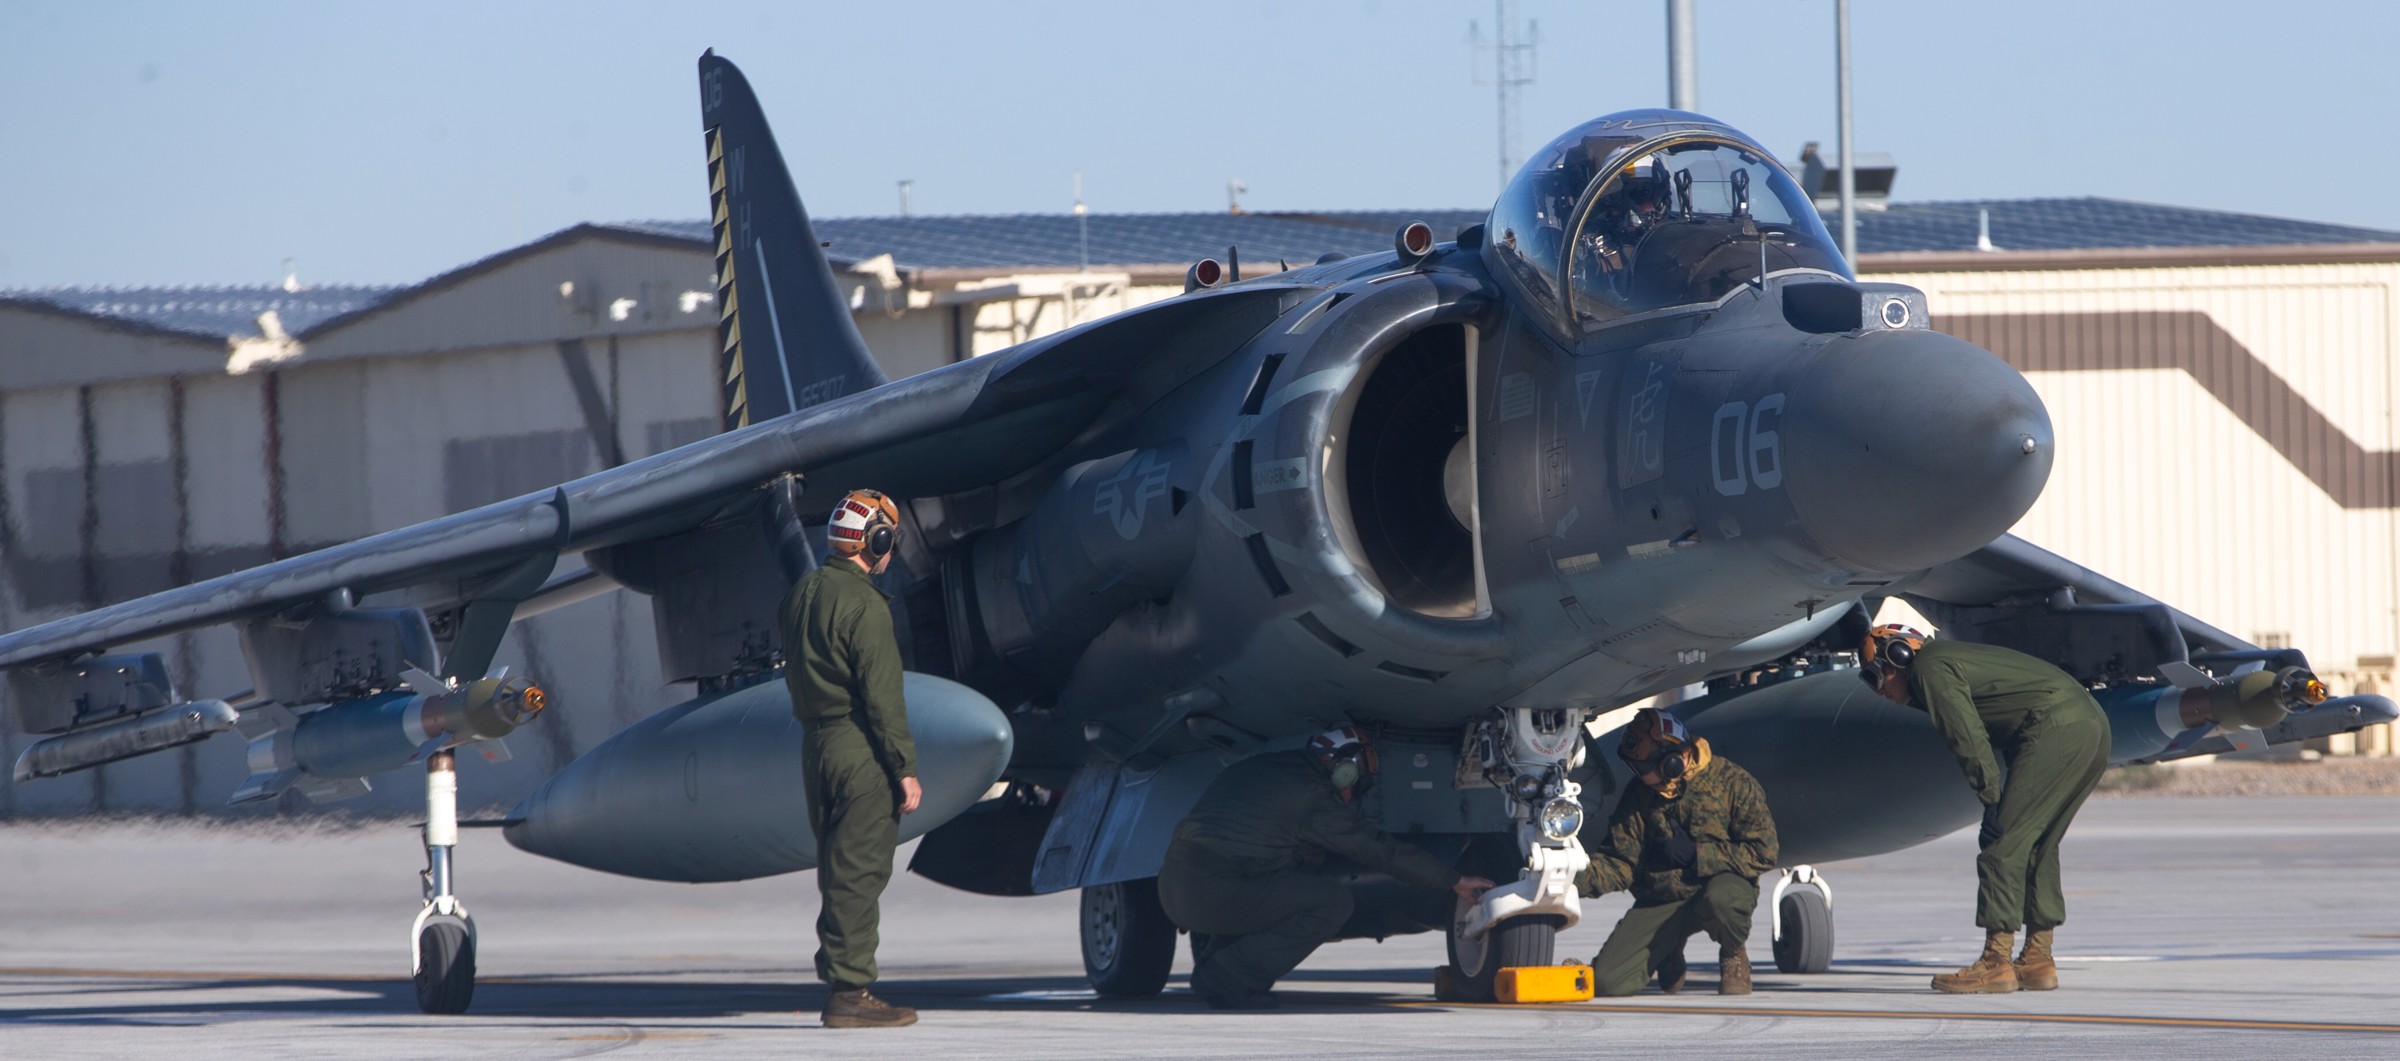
[{"xmin": 1470, "ymin": 0, "xmax": 1539, "ymax": 191}]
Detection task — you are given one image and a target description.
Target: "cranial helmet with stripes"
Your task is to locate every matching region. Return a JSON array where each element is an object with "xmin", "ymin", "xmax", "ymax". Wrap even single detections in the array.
[
  {"xmin": 828, "ymin": 489, "xmax": 902, "ymax": 561},
  {"xmin": 1306, "ymin": 723, "xmax": 1380, "ymax": 793}
]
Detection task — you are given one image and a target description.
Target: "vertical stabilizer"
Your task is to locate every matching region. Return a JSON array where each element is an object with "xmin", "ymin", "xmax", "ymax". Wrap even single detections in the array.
[{"xmin": 699, "ymin": 51, "xmax": 888, "ymax": 431}]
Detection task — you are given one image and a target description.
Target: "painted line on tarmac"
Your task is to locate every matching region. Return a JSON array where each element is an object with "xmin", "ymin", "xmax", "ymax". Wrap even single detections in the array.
[
  {"xmin": 0, "ymin": 967, "xmax": 536, "ymax": 985},
  {"xmin": 1399, "ymin": 1000, "xmax": 2400, "ymax": 1035}
]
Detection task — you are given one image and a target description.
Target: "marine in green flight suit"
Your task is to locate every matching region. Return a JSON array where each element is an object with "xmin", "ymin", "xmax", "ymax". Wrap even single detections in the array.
[
  {"xmin": 1157, "ymin": 726, "xmax": 1494, "ymax": 1010},
  {"xmin": 1577, "ymin": 708, "xmax": 1780, "ymax": 996},
  {"xmin": 1863, "ymin": 626, "xmax": 2111, "ymax": 994},
  {"xmin": 782, "ymin": 488, "xmax": 922, "ymax": 1028}
]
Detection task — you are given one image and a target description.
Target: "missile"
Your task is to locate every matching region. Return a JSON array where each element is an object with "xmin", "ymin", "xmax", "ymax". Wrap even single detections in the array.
[
  {"xmin": 232, "ymin": 670, "xmax": 545, "ymax": 803},
  {"xmin": 12, "ymin": 699, "xmax": 239, "ymax": 782}
]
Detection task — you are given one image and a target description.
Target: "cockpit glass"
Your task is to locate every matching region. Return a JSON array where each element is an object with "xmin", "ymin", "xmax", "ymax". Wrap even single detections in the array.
[
  {"xmin": 1566, "ymin": 141, "xmax": 1845, "ymax": 327},
  {"xmin": 1485, "ymin": 127, "xmax": 1651, "ymax": 330},
  {"xmin": 1485, "ymin": 115, "xmax": 1848, "ymax": 337}
]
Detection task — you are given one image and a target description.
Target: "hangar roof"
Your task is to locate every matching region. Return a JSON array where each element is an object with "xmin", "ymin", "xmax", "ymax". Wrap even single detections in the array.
[
  {"xmin": 613, "ymin": 197, "xmax": 2400, "ymax": 272},
  {"xmin": 1849, "ymin": 198, "xmax": 2400, "ymax": 253},
  {"xmin": 8, "ymin": 198, "xmax": 2395, "ymax": 343},
  {"xmin": 0, "ymin": 285, "xmax": 402, "ymax": 341}
]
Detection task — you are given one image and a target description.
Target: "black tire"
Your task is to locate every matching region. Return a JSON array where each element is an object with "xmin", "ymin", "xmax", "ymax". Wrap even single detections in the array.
[
  {"xmin": 414, "ymin": 917, "xmax": 476, "ymax": 1014},
  {"xmin": 1445, "ymin": 906, "xmax": 1563, "ymax": 1003},
  {"xmin": 1081, "ymin": 878, "xmax": 1177, "ymax": 998},
  {"xmin": 1772, "ymin": 885, "xmax": 1834, "ymax": 974}
]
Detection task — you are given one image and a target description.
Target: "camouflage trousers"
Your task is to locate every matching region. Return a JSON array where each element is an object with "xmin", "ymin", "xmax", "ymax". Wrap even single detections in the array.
[
  {"xmin": 1589, "ymin": 872, "xmax": 1757, "ymax": 997},
  {"xmin": 802, "ymin": 721, "xmax": 901, "ymax": 990}
]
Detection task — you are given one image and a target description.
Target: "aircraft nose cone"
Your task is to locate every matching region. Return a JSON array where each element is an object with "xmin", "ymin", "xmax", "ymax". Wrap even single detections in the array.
[{"xmin": 1781, "ymin": 328, "xmax": 2052, "ymax": 573}]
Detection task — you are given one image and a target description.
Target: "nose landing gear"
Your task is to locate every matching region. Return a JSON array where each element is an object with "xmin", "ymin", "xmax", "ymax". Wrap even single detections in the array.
[{"xmin": 1442, "ymin": 707, "xmax": 1593, "ymax": 1002}]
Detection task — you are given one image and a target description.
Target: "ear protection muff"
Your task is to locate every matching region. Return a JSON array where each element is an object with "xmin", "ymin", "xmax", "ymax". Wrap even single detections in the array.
[
  {"xmin": 1327, "ymin": 756, "xmax": 1362, "ymax": 791},
  {"xmin": 1652, "ymin": 748, "xmax": 1688, "ymax": 781},
  {"xmin": 830, "ymin": 489, "xmax": 902, "ymax": 562}
]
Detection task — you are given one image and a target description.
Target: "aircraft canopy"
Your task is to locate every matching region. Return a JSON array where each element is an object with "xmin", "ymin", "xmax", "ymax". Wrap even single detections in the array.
[{"xmin": 1486, "ymin": 111, "xmax": 1849, "ymax": 334}]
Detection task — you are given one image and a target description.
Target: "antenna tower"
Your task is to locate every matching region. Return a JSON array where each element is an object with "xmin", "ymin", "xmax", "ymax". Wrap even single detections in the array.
[{"xmin": 1470, "ymin": 0, "xmax": 1539, "ymax": 190}]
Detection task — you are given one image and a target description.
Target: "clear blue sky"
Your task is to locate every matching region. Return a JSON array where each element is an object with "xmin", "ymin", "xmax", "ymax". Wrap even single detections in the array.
[{"xmin": 3, "ymin": 0, "xmax": 2394, "ymax": 288}]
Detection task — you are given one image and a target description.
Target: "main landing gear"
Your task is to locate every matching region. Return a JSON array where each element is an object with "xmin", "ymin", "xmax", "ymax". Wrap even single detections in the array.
[
  {"xmin": 1769, "ymin": 864, "xmax": 1834, "ymax": 974},
  {"xmin": 1081, "ymin": 877, "xmax": 1178, "ymax": 998},
  {"xmin": 412, "ymin": 750, "xmax": 477, "ymax": 1014}
]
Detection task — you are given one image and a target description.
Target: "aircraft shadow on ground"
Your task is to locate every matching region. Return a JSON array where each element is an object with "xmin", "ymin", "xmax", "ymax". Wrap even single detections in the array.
[{"xmin": 0, "ymin": 963, "xmax": 1924, "ymax": 1026}]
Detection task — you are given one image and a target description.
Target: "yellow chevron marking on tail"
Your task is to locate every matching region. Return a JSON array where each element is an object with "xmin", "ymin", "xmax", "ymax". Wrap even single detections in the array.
[{"xmin": 705, "ymin": 122, "xmax": 748, "ymax": 430}]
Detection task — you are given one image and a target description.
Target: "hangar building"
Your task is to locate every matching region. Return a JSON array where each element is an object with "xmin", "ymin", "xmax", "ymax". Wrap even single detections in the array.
[{"xmin": 2, "ymin": 196, "xmax": 2394, "ymax": 816}]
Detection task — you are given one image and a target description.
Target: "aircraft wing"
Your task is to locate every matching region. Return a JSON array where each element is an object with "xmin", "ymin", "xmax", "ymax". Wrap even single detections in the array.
[
  {"xmin": 1897, "ymin": 534, "xmax": 2397, "ymax": 761},
  {"xmin": 1901, "ymin": 532, "xmax": 2256, "ymax": 660},
  {"xmin": 0, "ymin": 283, "xmax": 1294, "ymax": 686}
]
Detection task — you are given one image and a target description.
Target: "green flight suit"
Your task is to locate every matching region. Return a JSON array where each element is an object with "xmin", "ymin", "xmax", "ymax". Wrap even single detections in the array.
[
  {"xmin": 1907, "ymin": 639, "xmax": 2110, "ymax": 932},
  {"xmin": 1157, "ymin": 751, "xmax": 1461, "ymax": 997},
  {"xmin": 1575, "ymin": 756, "xmax": 1779, "ymax": 996},
  {"xmin": 782, "ymin": 560, "xmax": 918, "ymax": 991}
]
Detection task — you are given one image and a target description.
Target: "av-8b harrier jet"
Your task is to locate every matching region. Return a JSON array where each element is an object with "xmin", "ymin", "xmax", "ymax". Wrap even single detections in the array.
[{"xmin": 6, "ymin": 52, "xmax": 2391, "ymax": 1012}]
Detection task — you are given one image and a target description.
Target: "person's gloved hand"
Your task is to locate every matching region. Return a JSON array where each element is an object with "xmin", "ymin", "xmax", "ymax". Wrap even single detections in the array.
[
  {"xmin": 1977, "ymin": 801, "xmax": 2003, "ymax": 849},
  {"xmin": 1650, "ymin": 817, "xmax": 1699, "ymax": 869}
]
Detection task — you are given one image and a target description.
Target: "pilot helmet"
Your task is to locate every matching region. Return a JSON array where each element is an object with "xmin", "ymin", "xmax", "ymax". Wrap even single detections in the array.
[
  {"xmin": 828, "ymin": 489, "xmax": 902, "ymax": 562},
  {"xmin": 1307, "ymin": 724, "xmax": 1380, "ymax": 793}
]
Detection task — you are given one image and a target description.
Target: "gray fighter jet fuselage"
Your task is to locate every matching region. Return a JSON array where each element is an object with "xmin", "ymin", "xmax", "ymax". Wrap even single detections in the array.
[
  {"xmin": 505, "ymin": 103, "xmax": 2055, "ymax": 948},
  {"xmin": 10, "ymin": 54, "xmax": 2383, "ymax": 1012}
]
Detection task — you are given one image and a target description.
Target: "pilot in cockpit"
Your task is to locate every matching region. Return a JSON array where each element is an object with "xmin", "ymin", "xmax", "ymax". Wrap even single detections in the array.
[{"xmin": 1579, "ymin": 159, "xmax": 1674, "ymax": 295}]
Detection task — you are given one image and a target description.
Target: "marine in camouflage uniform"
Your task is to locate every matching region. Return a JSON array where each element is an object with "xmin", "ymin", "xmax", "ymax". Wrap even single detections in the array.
[
  {"xmin": 1158, "ymin": 731, "xmax": 1486, "ymax": 1009},
  {"xmin": 782, "ymin": 488, "xmax": 921, "ymax": 1027},
  {"xmin": 1577, "ymin": 709, "xmax": 1779, "ymax": 996},
  {"xmin": 1865, "ymin": 627, "xmax": 2110, "ymax": 993}
]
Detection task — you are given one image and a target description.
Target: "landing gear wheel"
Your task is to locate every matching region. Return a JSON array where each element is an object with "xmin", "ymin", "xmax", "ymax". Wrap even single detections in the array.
[
  {"xmin": 414, "ymin": 915, "xmax": 476, "ymax": 1014},
  {"xmin": 1446, "ymin": 907, "xmax": 1563, "ymax": 1003},
  {"xmin": 1772, "ymin": 884, "xmax": 1833, "ymax": 974},
  {"xmin": 1081, "ymin": 878, "xmax": 1177, "ymax": 998}
]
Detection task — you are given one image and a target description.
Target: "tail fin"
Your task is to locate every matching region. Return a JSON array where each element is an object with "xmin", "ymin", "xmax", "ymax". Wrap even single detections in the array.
[{"xmin": 699, "ymin": 51, "xmax": 887, "ymax": 431}]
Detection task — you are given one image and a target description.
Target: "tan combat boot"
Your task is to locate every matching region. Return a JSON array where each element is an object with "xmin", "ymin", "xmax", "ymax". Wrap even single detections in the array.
[
  {"xmin": 1717, "ymin": 947, "xmax": 1752, "ymax": 996},
  {"xmin": 2014, "ymin": 928, "xmax": 2058, "ymax": 991},
  {"xmin": 823, "ymin": 988, "xmax": 918, "ymax": 1028},
  {"xmin": 1931, "ymin": 930, "xmax": 2019, "ymax": 994}
]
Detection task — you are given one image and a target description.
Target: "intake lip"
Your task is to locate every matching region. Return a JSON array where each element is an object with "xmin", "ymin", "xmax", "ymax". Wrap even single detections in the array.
[{"xmin": 1780, "ymin": 328, "xmax": 2053, "ymax": 574}]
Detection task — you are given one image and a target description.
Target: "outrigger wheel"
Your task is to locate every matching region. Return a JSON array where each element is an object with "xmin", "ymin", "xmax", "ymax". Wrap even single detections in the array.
[
  {"xmin": 1446, "ymin": 904, "xmax": 1563, "ymax": 1003},
  {"xmin": 1081, "ymin": 878, "xmax": 1178, "ymax": 998},
  {"xmin": 1770, "ymin": 865, "xmax": 1835, "ymax": 974},
  {"xmin": 412, "ymin": 749, "xmax": 478, "ymax": 1014},
  {"xmin": 414, "ymin": 914, "xmax": 476, "ymax": 1014}
]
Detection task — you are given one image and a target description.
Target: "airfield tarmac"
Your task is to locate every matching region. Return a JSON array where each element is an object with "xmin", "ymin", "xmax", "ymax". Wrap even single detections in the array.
[{"xmin": 2, "ymin": 794, "xmax": 2396, "ymax": 1059}]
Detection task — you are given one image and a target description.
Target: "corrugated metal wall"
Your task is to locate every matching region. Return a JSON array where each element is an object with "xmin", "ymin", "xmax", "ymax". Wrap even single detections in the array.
[
  {"xmin": 1865, "ymin": 259, "xmax": 2400, "ymax": 741},
  {"xmin": 0, "ymin": 236, "xmax": 1155, "ymax": 815}
]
